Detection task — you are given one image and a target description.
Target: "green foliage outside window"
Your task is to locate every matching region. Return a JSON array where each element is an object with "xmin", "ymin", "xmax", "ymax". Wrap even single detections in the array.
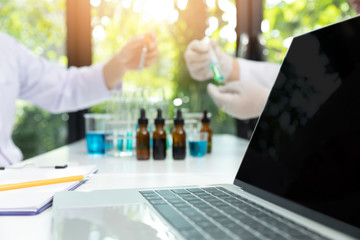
[
  {"xmin": 90, "ymin": 0, "xmax": 237, "ymax": 134},
  {"xmin": 90, "ymin": 0, "xmax": 356, "ymax": 135},
  {"xmin": 263, "ymin": 0, "xmax": 356, "ymax": 63}
]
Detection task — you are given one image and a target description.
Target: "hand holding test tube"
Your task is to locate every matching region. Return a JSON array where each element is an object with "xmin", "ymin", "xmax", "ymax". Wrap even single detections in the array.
[{"xmin": 184, "ymin": 37, "xmax": 233, "ymax": 82}]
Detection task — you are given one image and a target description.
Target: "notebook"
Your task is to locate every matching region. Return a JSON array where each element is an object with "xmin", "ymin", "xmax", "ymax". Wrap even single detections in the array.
[
  {"xmin": 0, "ymin": 165, "xmax": 97, "ymax": 215},
  {"xmin": 52, "ymin": 15, "xmax": 360, "ymax": 240}
]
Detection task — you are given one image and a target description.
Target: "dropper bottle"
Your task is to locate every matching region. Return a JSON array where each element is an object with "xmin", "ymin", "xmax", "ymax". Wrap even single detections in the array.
[
  {"xmin": 136, "ymin": 108, "xmax": 150, "ymax": 160},
  {"xmin": 172, "ymin": 109, "xmax": 186, "ymax": 160},
  {"xmin": 200, "ymin": 110, "xmax": 212, "ymax": 153},
  {"xmin": 153, "ymin": 109, "xmax": 166, "ymax": 160}
]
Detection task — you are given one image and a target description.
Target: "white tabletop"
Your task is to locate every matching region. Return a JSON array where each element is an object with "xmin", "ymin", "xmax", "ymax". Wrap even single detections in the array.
[{"xmin": 0, "ymin": 134, "xmax": 249, "ymax": 240}]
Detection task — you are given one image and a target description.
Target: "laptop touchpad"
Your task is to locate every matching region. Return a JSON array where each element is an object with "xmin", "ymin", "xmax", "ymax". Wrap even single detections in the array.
[{"xmin": 52, "ymin": 203, "xmax": 175, "ymax": 240}]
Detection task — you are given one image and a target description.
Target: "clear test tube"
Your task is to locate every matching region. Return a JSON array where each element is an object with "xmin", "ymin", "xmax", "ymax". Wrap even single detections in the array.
[{"xmin": 138, "ymin": 33, "xmax": 152, "ymax": 72}]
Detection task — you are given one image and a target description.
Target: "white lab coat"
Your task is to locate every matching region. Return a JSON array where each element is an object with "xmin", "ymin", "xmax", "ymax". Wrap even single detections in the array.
[
  {"xmin": 237, "ymin": 58, "xmax": 281, "ymax": 88},
  {"xmin": 0, "ymin": 32, "xmax": 112, "ymax": 166}
]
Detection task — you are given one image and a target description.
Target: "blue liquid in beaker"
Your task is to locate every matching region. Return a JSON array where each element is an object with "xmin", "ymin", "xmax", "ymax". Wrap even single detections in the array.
[
  {"xmin": 189, "ymin": 140, "xmax": 207, "ymax": 157},
  {"xmin": 86, "ymin": 132, "xmax": 106, "ymax": 154}
]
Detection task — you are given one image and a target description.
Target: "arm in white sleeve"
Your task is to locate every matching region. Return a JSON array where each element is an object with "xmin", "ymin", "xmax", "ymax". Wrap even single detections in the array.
[
  {"xmin": 12, "ymin": 36, "xmax": 112, "ymax": 114},
  {"xmin": 237, "ymin": 58, "xmax": 281, "ymax": 89}
]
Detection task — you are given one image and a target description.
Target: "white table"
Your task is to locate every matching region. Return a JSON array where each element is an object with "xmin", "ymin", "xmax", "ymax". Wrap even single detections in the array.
[{"xmin": 0, "ymin": 134, "xmax": 249, "ymax": 240}]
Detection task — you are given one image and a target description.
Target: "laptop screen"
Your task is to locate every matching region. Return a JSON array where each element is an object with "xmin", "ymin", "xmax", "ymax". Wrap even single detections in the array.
[{"xmin": 235, "ymin": 16, "xmax": 360, "ymax": 232}]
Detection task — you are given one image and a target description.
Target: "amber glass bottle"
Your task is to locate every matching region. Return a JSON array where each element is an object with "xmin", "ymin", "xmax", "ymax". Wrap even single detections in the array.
[
  {"xmin": 136, "ymin": 109, "xmax": 150, "ymax": 160},
  {"xmin": 172, "ymin": 109, "xmax": 186, "ymax": 160},
  {"xmin": 200, "ymin": 110, "xmax": 212, "ymax": 153},
  {"xmin": 153, "ymin": 109, "xmax": 166, "ymax": 160}
]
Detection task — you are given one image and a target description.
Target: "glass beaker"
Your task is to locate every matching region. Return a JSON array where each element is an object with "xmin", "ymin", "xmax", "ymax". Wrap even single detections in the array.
[
  {"xmin": 188, "ymin": 132, "xmax": 208, "ymax": 157},
  {"xmin": 84, "ymin": 113, "xmax": 112, "ymax": 155}
]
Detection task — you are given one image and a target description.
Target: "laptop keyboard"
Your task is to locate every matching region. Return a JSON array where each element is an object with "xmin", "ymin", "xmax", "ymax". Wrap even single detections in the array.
[{"xmin": 140, "ymin": 187, "xmax": 330, "ymax": 240}]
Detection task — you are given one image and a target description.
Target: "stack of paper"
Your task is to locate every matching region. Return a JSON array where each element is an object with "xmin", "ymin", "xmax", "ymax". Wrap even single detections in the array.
[{"xmin": 0, "ymin": 165, "xmax": 97, "ymax": 215}]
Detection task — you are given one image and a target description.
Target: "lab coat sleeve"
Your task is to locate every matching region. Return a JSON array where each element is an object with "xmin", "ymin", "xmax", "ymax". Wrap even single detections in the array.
[
  {"xmin": 14, "ymin": 37, "xmax": 112, "ymax": 114},
  {"xmin": 237, "ymin": 58, "xmax": 281, "ymax": 89}
]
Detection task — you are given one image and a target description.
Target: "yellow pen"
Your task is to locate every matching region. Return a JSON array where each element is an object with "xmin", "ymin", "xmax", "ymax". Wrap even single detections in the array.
[{"xmin": 0, "ymin": 175, "xmax": 85, "ymax": 191}]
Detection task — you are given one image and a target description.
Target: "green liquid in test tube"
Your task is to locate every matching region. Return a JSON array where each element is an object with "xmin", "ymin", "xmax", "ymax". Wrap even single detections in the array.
[
  {"xmin": 210, "ymin": 63, "xmax": 224, "ymax": 82},
  {"xmin": 208, "ymin": 39, "xmax": 224, "ymax": 83}
]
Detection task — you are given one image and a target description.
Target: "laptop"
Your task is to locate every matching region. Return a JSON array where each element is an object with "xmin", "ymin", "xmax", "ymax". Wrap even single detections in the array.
[{"xmin": 52, "ymin": 15, "xmax": 360, "ymax": 240}]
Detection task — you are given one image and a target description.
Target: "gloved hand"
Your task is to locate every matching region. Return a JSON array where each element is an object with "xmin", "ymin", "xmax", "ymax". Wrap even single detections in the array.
[
  {"xmin": 103, "ymin": 32, "xmax": 158, "ymax": 89},
  {"xmin": 184, "ymin": 39, "xmax": 233, "ymax": 81},
  {"xmin": 116, "ymin": 31, "xmax": 158, "ymax": 71},
  {"xmin": 207, "ymin": 81, "xmax": 270, "ymax": 120}
]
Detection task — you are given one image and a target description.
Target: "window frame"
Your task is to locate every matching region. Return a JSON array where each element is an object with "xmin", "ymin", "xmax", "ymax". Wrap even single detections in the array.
[{"xmin": 66, "ymin": 0, "xmax": 92, "ymax": 143}]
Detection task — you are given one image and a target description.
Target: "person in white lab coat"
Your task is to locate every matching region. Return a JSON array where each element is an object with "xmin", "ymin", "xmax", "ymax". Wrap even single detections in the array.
[
  {"xmin": 184, "ymin": 0, "xmax": 360, "ymax": 120},
  {"xmin": 0, "ymin": 32, "xmax": 158, "ymax": 166}
]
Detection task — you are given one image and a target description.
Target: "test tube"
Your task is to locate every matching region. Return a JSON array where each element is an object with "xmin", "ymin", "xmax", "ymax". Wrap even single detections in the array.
[
  {"xmin": 202, "ymin": 37, "xmax": 225, "ymax": 82},
  {"xmin": 209, "ymin": 45, "xmax": 225, "ymax": 82},
  {"xmin": 138, "ymin": 48, "xmax": 147, "ymax": 72},
  {"xmin": 138, "ymin": 33, "xmax": 152, "ymax": 72}
]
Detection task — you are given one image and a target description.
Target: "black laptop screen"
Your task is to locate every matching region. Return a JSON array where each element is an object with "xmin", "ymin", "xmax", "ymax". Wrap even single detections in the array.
[{"xmin": 236, "ymin": 16, "xmax": 360, "ymax": 230}]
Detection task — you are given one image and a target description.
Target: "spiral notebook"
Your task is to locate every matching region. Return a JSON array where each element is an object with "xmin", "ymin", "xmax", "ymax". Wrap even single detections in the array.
[{"xmin": 0, "ymin": 165, "xmax": 97, "ymax": 216}]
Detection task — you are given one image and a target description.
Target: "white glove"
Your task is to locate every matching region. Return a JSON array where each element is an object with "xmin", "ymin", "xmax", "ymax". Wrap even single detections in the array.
[
  {"xmin": 184, "ymin": 39, "xmax": 233, "ymax": 81},
  {"xmin": 207, "ymin": 81, "xmax": 270, "ymax": 120}
]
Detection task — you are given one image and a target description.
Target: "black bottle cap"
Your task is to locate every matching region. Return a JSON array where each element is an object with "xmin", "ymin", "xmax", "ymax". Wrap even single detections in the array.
[
  {"xmin": 174, "ymin": 109, "xmax": 184, "ymax": 125},
  {"xmin": 155, "ymin": 109, "xmax": 165, "ymax": 125},
  {"xmin": 138, "ymin": 108, "xmax": 148, "ymax": 125},
  {"xmin": 201, "ymin": 110, "xmax": 210, "ymax": 123}
]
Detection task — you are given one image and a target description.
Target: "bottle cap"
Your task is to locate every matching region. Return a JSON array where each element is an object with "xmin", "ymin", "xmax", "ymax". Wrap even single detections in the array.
[
  {"xmin": 174, "ymin": 109, "xmax": 184, "ymax": 125},
  {"xmin": 155, "ymin": 109, "xmax": 165, "ymax": 125},
  {"xmin": 201, "ymin": 110, "xmax": 210, "ymax": 123},
  {"xmin": 138, "ymin": 108, "xmax": 148, "ymax": 125}
]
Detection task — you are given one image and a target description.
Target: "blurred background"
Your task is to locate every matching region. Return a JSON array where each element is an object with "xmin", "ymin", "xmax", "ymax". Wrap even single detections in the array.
[{"xmin": 0, "ymin": 0, "xmax": 356, "ymax": 159}]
